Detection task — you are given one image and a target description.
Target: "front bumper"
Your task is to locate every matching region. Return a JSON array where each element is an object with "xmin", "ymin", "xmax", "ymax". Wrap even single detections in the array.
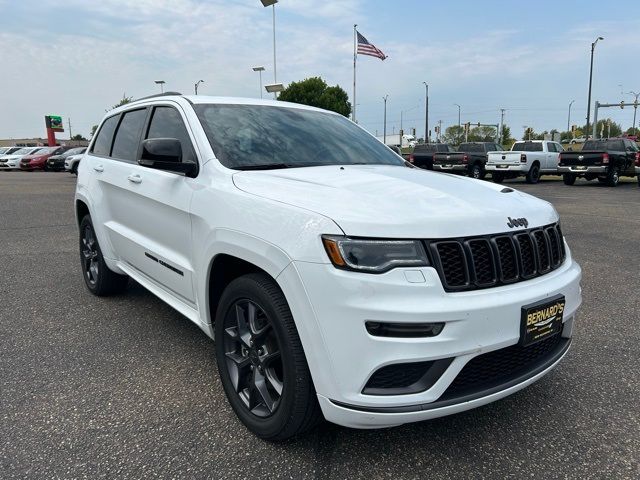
[
  {"xmin": 281, "ymin": 247, "xmax": 581, "ymax": 429},
  {"xmin": 558, "ymin": 166, "xmax": 606, "ymax": 174},
  {"xmin": 0, "ymin": 161, "xmax": 20, "ymax": 170}
]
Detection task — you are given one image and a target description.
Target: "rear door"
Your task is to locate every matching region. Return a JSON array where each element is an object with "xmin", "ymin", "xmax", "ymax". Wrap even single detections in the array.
[{"xmin": 108, "ymin": 103, "xmax": 199, "ymax": 305}]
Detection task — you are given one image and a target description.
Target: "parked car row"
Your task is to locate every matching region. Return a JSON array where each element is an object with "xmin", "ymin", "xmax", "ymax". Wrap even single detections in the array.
[
  {"xmin": 0, "ymin": 146, "xmax": 86, "ymax": 173},
  {"xmin": 408, "ymin": 139, "xmax": 640, "ymax": 187}
]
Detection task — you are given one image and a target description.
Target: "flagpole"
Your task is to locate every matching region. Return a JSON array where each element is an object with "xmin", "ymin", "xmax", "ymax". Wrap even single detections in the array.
[{"xmin": 353, "ymin": 24, "xmax": 357, "ymax": 123}]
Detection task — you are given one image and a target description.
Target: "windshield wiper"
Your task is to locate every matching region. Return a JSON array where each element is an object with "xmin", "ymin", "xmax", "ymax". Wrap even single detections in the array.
[{"xmin": 234, "ymin": 163, "xmax": 293, "ymax": 171}]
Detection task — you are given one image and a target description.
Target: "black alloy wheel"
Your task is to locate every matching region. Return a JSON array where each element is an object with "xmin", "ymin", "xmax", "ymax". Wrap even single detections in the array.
[
  {"xmin": 78, "ymin": 215, "xmax": 128, "ymax": 295},
  {"xmin": 222, "ymin": 299, "xmax": 284, "ymax": 418},
  {"xmin": 81, "ymin": 222, "xmax": 100, "ymax": 287},
  {"xmin": 214, "ymin": 273, "xmax": 321, "ymax": 440}
]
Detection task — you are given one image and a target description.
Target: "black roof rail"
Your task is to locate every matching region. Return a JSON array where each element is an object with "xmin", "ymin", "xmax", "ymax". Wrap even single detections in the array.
[{"xmin": 133, "ymin": 91, "xmax": 183, "ymax": 102}]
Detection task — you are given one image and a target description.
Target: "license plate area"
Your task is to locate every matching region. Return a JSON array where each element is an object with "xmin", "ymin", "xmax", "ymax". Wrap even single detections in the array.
[{"xmin": 520, "ymin": 295, "xmax": 565, "ymax": 346}]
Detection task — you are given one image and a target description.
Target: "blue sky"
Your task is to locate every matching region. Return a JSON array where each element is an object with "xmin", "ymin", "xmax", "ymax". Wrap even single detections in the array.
[{"xmin": 1, "ymin": 0, "xmax": 639, "ymax": 139}]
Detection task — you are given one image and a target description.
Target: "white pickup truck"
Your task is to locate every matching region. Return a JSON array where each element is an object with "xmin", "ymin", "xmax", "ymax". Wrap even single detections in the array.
[{"xmin": 486, "ymin": 140, "xmax": 563, "ymax": 184}]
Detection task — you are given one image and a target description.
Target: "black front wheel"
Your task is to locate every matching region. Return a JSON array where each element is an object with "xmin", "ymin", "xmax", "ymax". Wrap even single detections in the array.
[
  {"xmin": 215, "ymin": 273, "xmax": 321, "ymax": 441},
  {"xmin": 562, "ymin": 173, "xmax": 577, "ymax": 186},
  {"xmin": 79, "ymin": 215, "xmax": 128, "ymax": 295}
]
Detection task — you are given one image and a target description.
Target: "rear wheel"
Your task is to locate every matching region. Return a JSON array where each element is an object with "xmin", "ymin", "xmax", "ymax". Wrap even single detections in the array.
[
  {"xmin": 470, "ymin": 164, "xmax": 484, "ymax": 180},
  {"xmin": 562, "ymin": 173, "xmax": 577, "ymax": 186},
  {"xmin": 492, "ymin": 172, "xmax": 505, "ymax": 184},
  {"xmin": 637, "ymin": 175, "xmax": 640, "ymax": 187},
  {"xmin": 215, "ymin": 273, "xmax": 321, "ymax": 441},
  {"xmin": 71, "ymin": 163, "xmax": 78, "ymax": 175},
  {"xmin": 525, "ymin": 163, "xmax": 540, "ymax": 184},
  {"xmin": 606, "ymin": 167, "xmax": 620, "ymax": 187},
  {"xmin": 79, "ymin": 215, "xmax": 128, "ymax": 295}
]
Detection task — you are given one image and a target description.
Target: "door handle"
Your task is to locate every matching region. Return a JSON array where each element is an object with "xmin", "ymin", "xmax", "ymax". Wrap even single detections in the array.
[
  {"xmin": 93, "ymin": 165, "xmax": 104, "ymax": 172},
  {"xmin": 127, "ymin": 174, "xmax": 142, "ymax": 184}
]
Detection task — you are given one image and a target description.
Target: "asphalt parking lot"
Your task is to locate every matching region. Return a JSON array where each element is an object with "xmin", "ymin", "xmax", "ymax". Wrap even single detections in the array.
[{"xmin": 1, "ymin": 172, "xmax": 639, "ymax": 479}]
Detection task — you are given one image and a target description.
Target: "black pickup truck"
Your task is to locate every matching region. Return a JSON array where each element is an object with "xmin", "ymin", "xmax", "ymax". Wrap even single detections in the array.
[
  {"xmin": 558, "ymin": 138, "xmax": 639, "ymax": 186},
  {"xmin": 408, "ymin": 143, "xmax": 455, "ymax": 170},
  {"xmin": 433, "ymin": 142, "xmax": 502, "ymax": 179}
]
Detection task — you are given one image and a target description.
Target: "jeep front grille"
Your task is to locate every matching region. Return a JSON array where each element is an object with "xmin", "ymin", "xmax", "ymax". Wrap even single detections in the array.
[{"xmin": 425, "ymin": 223, "xmax": 566, "ymax": 292}]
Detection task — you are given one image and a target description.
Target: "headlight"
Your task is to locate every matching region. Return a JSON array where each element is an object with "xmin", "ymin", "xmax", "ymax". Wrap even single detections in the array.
[{"xmin": 322, "ymin": 235, "xmax": 429, "ymax": 273}]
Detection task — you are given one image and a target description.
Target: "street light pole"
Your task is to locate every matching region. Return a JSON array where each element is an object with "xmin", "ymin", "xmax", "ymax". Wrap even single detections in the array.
[
  {"xmin": 194, "ymin": 80, "xmax": 204, "ymax": 95},
  {"xmin": 260, "ymin": 1, "xmax": 278, "ymax": 98},
  {"xmin": 628, "ymin": 91, "xmax": 639, "ymax": 133},
  {"xmin": 423, "ymin": 82, "xmax": 429, "ymax": 143},
  {"xmin": 585, "ymin": 36, "xmax": 603, "ymax": 139},
  {"xmin": 383, "ymin": 95, "xmax": 388, "ymax": 145},
  {"xmin": 154, "ymin": 80, "xmax": 166, "ymax": 93},
  {"xmin": 252, "ymin": 66, "xmax": 266, "ymax": 98},
  {"xmin": 567, "ymin": 99, "xmax": 575, "ymax": 133},
  {"xmin": 454, "ymin": 103, "xmax": 461, "ymax": 129}
]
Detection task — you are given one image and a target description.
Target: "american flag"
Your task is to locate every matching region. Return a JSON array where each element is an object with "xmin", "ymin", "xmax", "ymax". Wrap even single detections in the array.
[{"xmin": 357, "ymin": 31, "xmax": 387, "ymax": 60}]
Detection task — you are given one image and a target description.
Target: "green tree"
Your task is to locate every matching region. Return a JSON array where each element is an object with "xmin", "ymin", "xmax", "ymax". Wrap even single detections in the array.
[
  {"xmin": 500, "ymin": 124, "xmax": 513, "ymax": 144},
  {"xmin": 71, "ymin": 134, "xmax": 87, "ymax": 141},
  {"xmin": 442, "ymin": 125, "xmax": 464, "ymax": 145},
  {"xmin": 277, "ymin": 77, "xmax": 351, "ymax": 117},
  {"xmin": 468, "ymin": 126, "xmax": 498, "ymax": 142},
  {"xmin": 579, "ymin": 118, "xmax": 622, "ymax": 138},
  {"xmin": 108, "ymin": 93, "xmax": 133, "ymax": 111},
  {"xmin": 90, "ymin": 125, "xmax": 98, "ymax": 138}
]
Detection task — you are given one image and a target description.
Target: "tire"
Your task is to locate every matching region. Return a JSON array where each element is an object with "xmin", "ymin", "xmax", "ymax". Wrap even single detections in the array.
[
  {"xmin": 71, "ymin": 163, "xmax": 78, "ymax": 175},
  {"xmin": 606, "ymin": 167, "xmax": 620, "ymax": 187},
  {"xmin": 79, "ymin": 215, "xmax": 128, "ymax": 295},
  {"xmin": 470, "ymin": 164, "xmax": 484, "ymax": 180},
  {"xmin": 492, "ymin": 172, "xmax": 505, "ymax": 184},
  {"xmin": 637, "ymin": 175, "xmax": 640, "ymax": 188},
  {"xmin": 562, "ymin": 173, "xmax": 577, "ymax": 186},
  {"xmin": 525, "ymin": 163, "xmax": 540, "ymax": 184},
  {"xmin": 214, "ymin": 273, "xmax": 322, "ymax": 441}
]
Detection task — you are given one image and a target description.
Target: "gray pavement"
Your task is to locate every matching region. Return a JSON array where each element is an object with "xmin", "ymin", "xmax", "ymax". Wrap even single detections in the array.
[{"xmin": 1, "ymin": 172, "xmax": 639, "ymax": 479}]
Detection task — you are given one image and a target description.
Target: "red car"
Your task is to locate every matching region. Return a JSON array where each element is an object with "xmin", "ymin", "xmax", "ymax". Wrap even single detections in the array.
[{"xmin": 20, "ymin": 146, "xmax": 72, "ymax": 171}]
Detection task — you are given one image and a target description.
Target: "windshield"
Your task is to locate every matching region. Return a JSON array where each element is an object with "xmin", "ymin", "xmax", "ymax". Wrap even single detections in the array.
[
  {"xmin": 195, "ymin": 104, "xmax": 405, "ymax": 170},
  {"xmin": 512, "ymin": 142, "xmax": 542, "ymax": 152},
  {"xmin": 0, "ymin": 148, "xmax": 8, "ymax": 155},
  {"xmin": 459, "ymin": 143, "xmax": 484, "ymax": 152},
  {"xmin": 13, "ymin": 148, "xmax": 36, "ymax": 155},
  {"xmin": 583, "ymin": 140, "xmax": 624, "ymax": 151}
]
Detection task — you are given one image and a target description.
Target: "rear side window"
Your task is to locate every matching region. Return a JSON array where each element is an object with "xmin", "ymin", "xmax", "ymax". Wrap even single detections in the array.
[
  {"xmin": 146, "ymin": 106, "xmax": 196, "ymax": 163},
  {"xmin": 547, "ymin": 143, "xmax": 557, "ymax": 153},
  {"xmin": 92, "ymin": 115, "xmax": 119, "ymax": 156},
  {"xmin": 111, "ymin": 109, "xmax": 147, "ymax": 161}
]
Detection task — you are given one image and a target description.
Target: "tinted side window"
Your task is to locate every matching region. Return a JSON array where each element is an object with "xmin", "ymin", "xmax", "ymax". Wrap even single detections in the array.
[
  {"xmin": 111, "ymin": 109, "xmax": 147, "ymax": 161},
  {"xmin": 92, "ymin": 115, "xmax": 119, "ymax": 156},
  {"xmin": 547, "ymin": 143, "xmax": 556, "ymax": 153},
  {"xmin": 146, "ymin": 107, "xmax": 196, "ymax": 163}
]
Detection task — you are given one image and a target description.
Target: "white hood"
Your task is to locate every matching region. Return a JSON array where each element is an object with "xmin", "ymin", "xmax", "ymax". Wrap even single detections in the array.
[{"xmin": 232, "ymin": 165, "xmax": 558, "ymax": 238}]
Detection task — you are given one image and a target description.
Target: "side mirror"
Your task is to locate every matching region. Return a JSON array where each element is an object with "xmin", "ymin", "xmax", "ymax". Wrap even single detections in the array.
[{"xmin": 139, "ymin": 138, "xmax": 197, "ymax": 177}]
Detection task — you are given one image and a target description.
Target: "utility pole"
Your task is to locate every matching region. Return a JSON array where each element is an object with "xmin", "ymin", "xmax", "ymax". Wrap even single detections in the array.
[
  {"xmin": 438, "ymin": 120, "xmax": 442, "ymax": 142},
  {"xmin": 454, "ymin": 104, "xmax": 461, "ymax": 128},
  {"xmin": 68, "ymin": 118, "xmax": 72, "ymax": 140},
  {"xmin": 383, "ymin": 95, "xmax": 388, "ymax": 145},
  {"xmin": 586, "ymin": 36, "xmax": 604, "ymax": 139},
  {"xmin": 423, "ymin": 82, "xmax": 429, "ymax": 143},
  {"xmin": 499, "ymin": 108, "xmax": 506, "ymax": 144}
]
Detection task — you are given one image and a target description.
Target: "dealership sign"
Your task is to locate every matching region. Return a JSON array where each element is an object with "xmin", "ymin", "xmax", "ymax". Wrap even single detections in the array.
[{"xmin": 45, "ymin": 115, "xmax": 64, "ymax": 131}]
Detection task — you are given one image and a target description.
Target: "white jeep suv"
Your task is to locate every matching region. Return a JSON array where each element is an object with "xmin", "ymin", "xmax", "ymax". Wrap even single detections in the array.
[{"xmin": 75, "ymin": 94, "xmax": 582, "ymax": 440}]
